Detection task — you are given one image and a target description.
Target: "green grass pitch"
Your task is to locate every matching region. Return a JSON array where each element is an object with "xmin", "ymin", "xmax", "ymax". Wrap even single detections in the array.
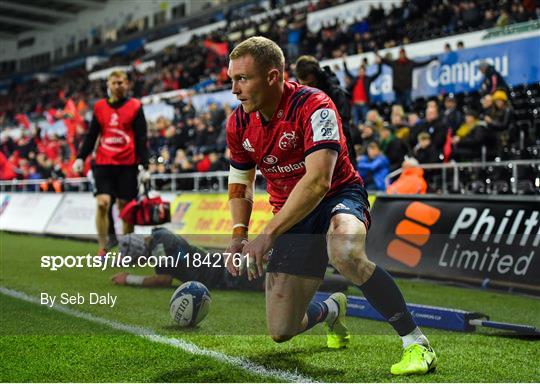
[{"xmin": 1, "ymin": 232, "xmax": 539, "ymax": 382}]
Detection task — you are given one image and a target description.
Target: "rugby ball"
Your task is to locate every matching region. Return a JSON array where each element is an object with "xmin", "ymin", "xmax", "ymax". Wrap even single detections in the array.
[{"xmin": 170, "ymin": 281, "xmax": 211, "ymax": 327}]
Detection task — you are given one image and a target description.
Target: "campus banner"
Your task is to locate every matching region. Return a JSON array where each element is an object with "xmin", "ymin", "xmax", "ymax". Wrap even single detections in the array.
[
  {"xmin": 347, "ymin": 35, "xmax": 540, "ymax": 103},
  {"xmin": 366, "ymin": 195, "xmax": 540, "ymax": 293}
]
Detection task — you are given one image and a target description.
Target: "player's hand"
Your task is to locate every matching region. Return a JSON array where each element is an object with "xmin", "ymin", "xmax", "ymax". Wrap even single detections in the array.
[
  {"xmin": 137, "ymin": 165, "xmax": 151, "ymax": 185},
  {"xmin": 225, "ymin": 237, "xmax": 247, "ymax": 277},
  {"xmin": 241, "ymin": 234, "xmax": 274, "ymax": 281},
  {"xmin": 72, "ymin": 158, "xmax": 84, "ymax": 174},
  {"xmin": 111, "ymin": 272, "xmax": 129, "ymax": 285}
]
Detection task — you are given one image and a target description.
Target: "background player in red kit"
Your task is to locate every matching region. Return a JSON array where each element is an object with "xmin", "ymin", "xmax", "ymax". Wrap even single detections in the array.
[
  {"xmin": 225, "ymin": 37, "xmax": 437, "ymax": 376},
  {"xmin": 72, "ymin": 70, "xmax": 148, "ymax": 256}
]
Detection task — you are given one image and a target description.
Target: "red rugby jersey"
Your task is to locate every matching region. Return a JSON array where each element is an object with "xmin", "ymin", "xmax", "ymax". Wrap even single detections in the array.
[
  {"xmin": 227, "ymin": 81, "xmax": 362, "ymax": 212},
  {"xmin": 78, "ymin": 98, "xmax": 148, "ymax": 166},
  {"xmin": 93, "ymin": 98, "xmax": 139, "ymax": 165}
]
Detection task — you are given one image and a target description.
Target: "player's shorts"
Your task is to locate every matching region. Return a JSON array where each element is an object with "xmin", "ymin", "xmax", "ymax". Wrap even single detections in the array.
[
  {"xmin": 266, "ymin": 183, "xmax": 371, "ymax": 279},
  {"xmin": 93, "ymin": 165, "xmax": 138, "ymax": 200}
]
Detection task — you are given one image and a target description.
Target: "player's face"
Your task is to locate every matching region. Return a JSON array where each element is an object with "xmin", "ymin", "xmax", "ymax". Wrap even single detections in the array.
[
  {"xmin": 228, "ymin": 55, "xmax": 270, "ymax": 114},
  {"xmin": 107, "ymin": 76, "xmax": 128, "ymax": 99}
]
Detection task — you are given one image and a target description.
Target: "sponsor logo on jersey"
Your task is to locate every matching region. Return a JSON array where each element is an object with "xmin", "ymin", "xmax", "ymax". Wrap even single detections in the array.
[
  {"xmin": 263, "ymin": 155, "xmax": 278, "ymax": 165},
  {"xmin": 242, "ymin": 138, "xmax": 255, "ymax": 152},
  {"xmin": 263, "ymin": 161, "xmax": 305, "ymax": 173},
  {"xmin": 100, "ymin": 128, "xmax": 131, "ymax": 152}
]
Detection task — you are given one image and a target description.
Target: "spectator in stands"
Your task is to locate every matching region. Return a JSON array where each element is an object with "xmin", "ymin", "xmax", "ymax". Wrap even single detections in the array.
[
  {"xmin": 480, "ymin": 93, "xmax": 494, "ymax": 118},
  {"xmin": 452, "ymin": 108, "xmax": 489, "ymax": 161},
  {"xmin": 413, "ymin": 132, "xmax": 440, "ymax": 165},
  {"xmin": 357, "ymin": 141, "xmax": 390, "ymax": 191},
  {"xmin": 413, "ymin": 131, "xmax": 439, "ymax": 188},
  {"xmin": 294, "ymin": 55, "xmax": 355, "ymax": 164},
  {"xmin": 410, "ymin": 104, "xmax": 447, "ymax": 152},
  {"xmin": 343, "ymin": 57, "xmax": 382, "ymax": 129},
  {"xmin": 209, "ymin": 151, "xmax": 229, "ymax": 171},
  {"xmin": 513, "ymin": 3, "xmax": 531, "ymax": 22},
  {"xmin": 386, "ymin": 157, "xmax": 427, "ymax": 195},
  {"xmin": 148, "ymin": 124, "xmax": 166, "ymax": 158},
  {"xmin": 357, "ymin": 121, "xmax": 379, "ymax": 156},
  {"xmin": 441, "ymin": 94, "xmax": 463, "ymax": 133},
  {"xmin": 460, "ymin": 1, "xmax": 482, "ymax": 30},
  {"xmin": 496, "ymin": 9, "xmax": 511, "ymax": 27},
  {"xmin": 379, "ymin": 123, "xmax": 408, "ymax": 171},
  {"xmin": 390, "ymin": 104, "xmax": 411, "ymax": 140},
  {"xmin": 456, "ymin": 41, "xmax": 465, "ymax": 49},
  {"xmin": 407, "ymin": 111, "xmax": 423, "ymax": 134},
  {"xmin": 478, "ymin": 61, "xmax": 509, "ymax": 96},
  {"xmin": 365, "ymin": 109, "xmax": 384, "ymax": 131},
  {"xmin": 0, "ymin": 151, "xmax": 17, "ymax": 180},
  {"xmin": 485, "ymin": 90, "xmax": 514, "ymax": 154},
  {"xmin": 376, "ymin": 48, "xmax": 437, "ymax": 110}
]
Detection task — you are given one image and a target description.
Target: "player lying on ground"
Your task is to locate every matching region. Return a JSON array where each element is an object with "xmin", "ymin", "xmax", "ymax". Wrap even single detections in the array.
[
  {"xmin": 111, "ymin": 228, "xmax": 350, "ymax": 292},
  {"xmin": 224, "ymin": 36, "xmax": 437, "ymax": 375}
]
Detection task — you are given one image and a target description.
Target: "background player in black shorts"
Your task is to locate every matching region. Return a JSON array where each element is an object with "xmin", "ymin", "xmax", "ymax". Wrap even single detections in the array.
[{"xmin": 72, "ymin": 71, "xmax": 149, "ymax": 256}]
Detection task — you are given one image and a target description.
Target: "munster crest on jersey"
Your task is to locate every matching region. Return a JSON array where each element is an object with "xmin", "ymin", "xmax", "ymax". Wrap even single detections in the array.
[{"xmin": 278, "ymin": 131, "xmax": 298, "ymax": 150}]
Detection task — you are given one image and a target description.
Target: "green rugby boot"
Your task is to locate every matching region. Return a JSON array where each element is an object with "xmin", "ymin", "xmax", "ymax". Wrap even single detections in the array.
[
  {"xmin": 325, "ymin": 292, "xmax": 350, "ymax": 349},
  {"xmin": 391, "ymin": 344, "xmax": 438, "ymax": 375}
]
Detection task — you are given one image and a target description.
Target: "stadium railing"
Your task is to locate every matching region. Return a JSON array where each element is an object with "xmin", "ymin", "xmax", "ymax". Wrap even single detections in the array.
[
  {"xmin": 0, "ymin": 171, "xmax": 266, "ymax": 193},
  {"xmin": 2, "ymin": 160, "xmax": 539, "ymax": 195},
  {"xmin": 385, "ymin": 159, "xmax": 540, "ymax": 195}
]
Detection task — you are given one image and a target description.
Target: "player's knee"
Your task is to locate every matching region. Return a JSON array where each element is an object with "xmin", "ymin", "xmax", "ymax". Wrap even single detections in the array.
[
  {"xmin": 267, "ymin": 316, "xmax": 296, "ymax": 343},
  {"xmin": 328, "ymin": 214, "xmax": 367, "ymax": 237},
  {"xmin": 270, "ymin": 333, "xmax": 293, "ymax": 343},
  {"xmin": 96, "ymin": 198, "xmax": 110, "ymax": 212}
]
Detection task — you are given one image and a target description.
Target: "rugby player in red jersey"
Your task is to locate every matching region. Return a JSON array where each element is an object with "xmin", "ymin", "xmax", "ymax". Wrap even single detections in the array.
[
  {"xmin": 225, "ymin": 37, "xmax": 437, "ymax": 375},
  {"xmin": 72, "ymin": 71, "xmax": 149, "ymax": 256}
]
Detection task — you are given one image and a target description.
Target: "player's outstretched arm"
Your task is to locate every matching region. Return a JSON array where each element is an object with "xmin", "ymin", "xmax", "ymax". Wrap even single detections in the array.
[{"xmin": 226, "ymin": 166, "xmax": 256, "ymax": 276}]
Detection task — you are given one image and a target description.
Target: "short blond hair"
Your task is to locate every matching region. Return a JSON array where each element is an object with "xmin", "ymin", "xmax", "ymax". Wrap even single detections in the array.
[
  {"xmin": 108, "ymin": 70, "xmax": 128, "ymax": 81},
  {"xmin": 230, "ymin": 36, "xmax": 285, "ymax": 74}
]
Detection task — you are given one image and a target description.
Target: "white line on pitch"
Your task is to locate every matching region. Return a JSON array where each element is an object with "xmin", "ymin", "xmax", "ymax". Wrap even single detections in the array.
[{"xmin": 0, "ymin": 287, "xmax": 316, "ymax": 383}]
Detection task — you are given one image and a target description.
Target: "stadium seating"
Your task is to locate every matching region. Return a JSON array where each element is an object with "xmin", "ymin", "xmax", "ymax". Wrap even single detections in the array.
[{"xmin": 1, "ymin": 0, "xmax": 539, "ymax": 195}]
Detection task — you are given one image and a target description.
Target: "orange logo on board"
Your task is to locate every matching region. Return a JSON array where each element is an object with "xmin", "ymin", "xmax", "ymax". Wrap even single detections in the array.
[{"xmin": 387, "ymin": 202, "xmax": 441, "ymax": 267}]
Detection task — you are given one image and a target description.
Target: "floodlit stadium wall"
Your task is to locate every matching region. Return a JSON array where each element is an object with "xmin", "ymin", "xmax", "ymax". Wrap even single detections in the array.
[{"xmin": 1, "ymin": 192, "xmax": 538, "ymax": 294}]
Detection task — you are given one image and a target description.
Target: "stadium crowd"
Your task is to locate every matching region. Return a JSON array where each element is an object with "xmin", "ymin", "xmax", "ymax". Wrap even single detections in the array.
[{"xmin": 0, "ymin": 0, "xmax": 538, "ymax": 194}]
